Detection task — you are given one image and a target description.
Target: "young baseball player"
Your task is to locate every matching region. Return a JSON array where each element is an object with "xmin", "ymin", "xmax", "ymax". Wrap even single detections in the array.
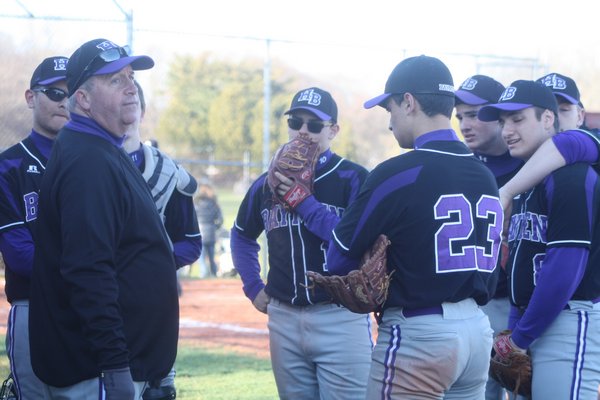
[
  {"xmin": 123, "ymin": 81, "xmax": 202, "ymax": 400},
  {"xmin": 231, "ymin": 87, "xmax": 373, "ymax": 399},
  {"xmin": 327, "ymin": 55, "xmax": 503, "ymax": 398},
  {"xmin": 454, "ymin": 74, "xmax": 520, "ymax": 400},
  {"xmin": 478, "ymin": 80, "xmax": 600, "ymax": 399},
  {"xmin": 0, "ymin": 56, "xmax": 69, "ymax": 399},
  {"xmin": 29, "ymin": 39, "xmax": 179, "ymax": 399}
]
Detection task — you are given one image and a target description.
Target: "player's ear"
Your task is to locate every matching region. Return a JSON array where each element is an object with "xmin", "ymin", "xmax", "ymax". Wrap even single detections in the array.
[
  {"xmin": 25, "ymin": 89, "xmax": 35, "ymax": 109},
  {"xmin": 328, "ymin": 123, "xmax": 339, "ymax": 140},
  {"xmin": 541, "ymin": 109, "xmax": 554, "ymax": 130},
  {"xmin": 75, "ymin": 88, "xmax": 92, "ymax": 111}
]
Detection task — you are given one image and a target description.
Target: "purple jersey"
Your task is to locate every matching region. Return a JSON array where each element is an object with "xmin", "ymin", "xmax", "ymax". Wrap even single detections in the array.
[{"xmin": 331, "ymin": 130, "xmax": 503, "ymax": 309}]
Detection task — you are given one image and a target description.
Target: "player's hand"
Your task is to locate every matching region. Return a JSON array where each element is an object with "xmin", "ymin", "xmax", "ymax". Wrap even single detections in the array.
[
  {"xmin": 273, "ymin": 171, "xmax": 293, "ymax": 198},
  {"xmin": 493, "ymin": 330, "xmax": 526, "ymax": 361},
  {"xmin": 102, "ymin": 367, "xmax": 135, "ymax": 399},
  {"xmin": 252, "ymin": 288, "xmax": 270, "ymax": 314},
  {"xmin": 499, "ymin": 187, "xmax": 512, "ymax": 241}
]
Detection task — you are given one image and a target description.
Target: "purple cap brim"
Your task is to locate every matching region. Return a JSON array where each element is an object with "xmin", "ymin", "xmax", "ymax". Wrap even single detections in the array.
[
  {"xmin": 94, "ymin": 55, "xmax": 155, "ymax": 76},
  {"xmin": 284, "ymin": 106, "xmax": 331, "ymax": 121},
  {"xmin": 454, "ymin": 90, "xmax": 488, "ymax": 105},
  {"xmin": 478, "ymin": 103, "xmax": 532, "ymax": 122},
  {"xmin": 554, "ymin": 93, "xmax": 579, "ymax": 105},
  {"xmin": 364, "ymin": 93, "xmax": 392, "ymax": 109},
  {"xmin": 37, "ymin": 76, "xmax": 67, "ymax": 86}
]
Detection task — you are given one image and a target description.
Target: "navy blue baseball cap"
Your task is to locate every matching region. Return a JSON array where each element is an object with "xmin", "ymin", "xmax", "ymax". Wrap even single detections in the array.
[
  {"xmin": 536, "ymin": 73, "xmax": 581, "ymax": 106},
  {"xmin": 284, "ymin": 87, "xmax": 338, "ymax": 122},
  {"xmin": 478, "ymin": 80, "xmax": 558, "ymax": 122},
  {"xmin": 364, "ymin": 55, "xmax": 455, "ymax": 109},
  {"xmin": 455, "ymin": 75, "xmax": 505, "ymax": 106},
  {"xmin": 67, "ymin": 38, "xmax": 154, "ymax": 94},
  {"xmin": 30, "ymin": 56, "xmax": 69, "ymax": 89}
]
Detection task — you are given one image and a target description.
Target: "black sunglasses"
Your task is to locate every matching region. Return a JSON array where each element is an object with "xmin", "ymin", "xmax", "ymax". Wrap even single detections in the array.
[
  {"xmin": 71, "ymin": 46, "xmax": 130, "ymax": 92},
  {"xmin": 33, "ymin": 87, "xmax": 69, "ymax": 102},
  {"xmin": 287, "ymin": 117, "xmax": 332, "ymax": 134}
]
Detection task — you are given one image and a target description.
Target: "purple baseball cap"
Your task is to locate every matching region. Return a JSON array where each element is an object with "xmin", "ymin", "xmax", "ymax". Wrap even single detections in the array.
[
  {"xmin": 30, "ymin": 56, "xmax": 69, "ymax": 88},
  {"xmin": 284, "ymin": 87, "xmax": 338, "ymax": 122},
  {"xmin": 478, "ymin": 80, "xmax": 558, "ymax": 122},
  {"xmin": 536, "ymin": 73, "xmax": 581, "ymax": 106},
  {"xmin": 364, "ymin": 55, "xmax": 455, "ymax": 109},
  {"xmin": 455, "ymin": 75, "xmax": 505, "ymax": 106},
  {"xmin": 67, "ymin": 38, "xmax": 154, "ymax": 94}
]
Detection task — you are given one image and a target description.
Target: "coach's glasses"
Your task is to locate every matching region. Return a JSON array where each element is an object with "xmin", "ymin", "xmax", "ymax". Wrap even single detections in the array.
[
  {"xmin": 33, "ymin": 87, "xmax": 69, "ymax": 102},
  {"xmin": 287, "ymin": 117, "xmax": 332, "ymax": 134},
  {"xmin": 71, "ymin": 46, "xmax": 131, "ymax": 92}
]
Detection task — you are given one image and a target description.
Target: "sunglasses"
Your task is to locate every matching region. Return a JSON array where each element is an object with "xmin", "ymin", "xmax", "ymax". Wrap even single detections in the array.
[
  {"xmin": 287, "ymin": 117, "xmax": 332, "ymax": 134},
  {"xmin": 71, "ymin": 46, "xmax": 130, "ymax": 92},
  {"xmin": 33, "ymin": 87, "xmax": 69, "ymax": 102}
]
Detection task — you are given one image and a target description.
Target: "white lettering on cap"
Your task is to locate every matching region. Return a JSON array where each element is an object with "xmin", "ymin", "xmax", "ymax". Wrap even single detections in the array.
[
  {"xmin": 96, "ymin": 40, "xmax": 118, "ymax": 51},
  {"xmin": 460, "ymin": 78, "xmax": 478, "ymax": 91},
  {"xmin": 540, "ymin": 74, "xmax": 566, "ymax": 90},
  {"xmin": 54, "ymin": 58, "xmax": 67, "ymax": 71},
  {"xmin": 297, "ymin": 89, "xmax": 321, "ymax": 106},
  {"xmin": 439, "ymin": 84, "xmax": 455, "ymax": 92},
  {"xmin": 500, "ymin": 87, "xmax": 517, "ymax": 101}
]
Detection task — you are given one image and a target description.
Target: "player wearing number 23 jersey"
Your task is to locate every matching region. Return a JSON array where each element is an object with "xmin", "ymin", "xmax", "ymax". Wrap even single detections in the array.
[{"xmin": 328, "ymin": 56, "xmax": 503, "ymax": 399}]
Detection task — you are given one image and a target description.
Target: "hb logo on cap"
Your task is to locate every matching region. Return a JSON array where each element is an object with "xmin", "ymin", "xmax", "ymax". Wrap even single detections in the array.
[
  {"xmin": 297, "ymin": 89, "xmax": 322, "ymax": 107},
  {"xmin": 500, "ymin": 87, "xmax": 517, "ymax": 101},
  {"xmin": 53, "ymin": 58, "xmax": 67, "ymax": 72},
  {"xmin": 538, "ymin": 74, "xmax": 566, "ymax": 90},
  {"xmin": 96, "ymin": 40, "xmax": 118, "ymax": 51},
  {"xmin": 460, "ymin": 78, "xmax": 478, "ymax": 91}
]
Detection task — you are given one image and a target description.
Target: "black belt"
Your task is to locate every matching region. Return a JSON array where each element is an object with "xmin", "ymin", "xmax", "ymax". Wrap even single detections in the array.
[{"xmin": 402, "ymin": 305, "xmax": 443, "ymax": 318}]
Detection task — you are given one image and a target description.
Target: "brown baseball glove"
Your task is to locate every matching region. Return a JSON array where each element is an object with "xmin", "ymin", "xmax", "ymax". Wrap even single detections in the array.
[
  {"xmin": 489, "ymin": 330, "xmax": 532, "ymax": 398},
  {"xmin": 306, "ymin": 234, "xmax": 393, "ymax": 314},
  {"xmin": 267, "ymin": 133, "xmax": 320, "ymax": 209}
]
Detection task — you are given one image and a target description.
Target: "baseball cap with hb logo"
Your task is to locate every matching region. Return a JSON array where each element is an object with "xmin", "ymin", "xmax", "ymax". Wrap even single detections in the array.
[
  {"xmin": 67, "ymin": 38, "xmax": 154, "ymax": 94},
  {"xmin": 364, "ymin": 55, "xmax": 455, "ymax": 109},
  {"xmin": 284, "ymin": 87, "xmax": 338, "ymax": 122},
  {"xmin": 478, "ymin": 80, "xmax": 558, "ymax": 122},
  {"xmin": 455, "ymin": 75, "xmax": 505, "ymax": 106},
  {"xmin": 536, "ymin": 73, "xmax": 581, "ymax": 106},
  {"xmin": 30, "ymin": 56, "xmax": 69, "ymax": 89}
]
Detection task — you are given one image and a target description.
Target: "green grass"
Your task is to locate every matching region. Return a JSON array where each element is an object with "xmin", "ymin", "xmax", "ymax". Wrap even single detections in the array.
[{"xmin": 0, "ymin": 336, "xmax": 277, "ymax": 399}]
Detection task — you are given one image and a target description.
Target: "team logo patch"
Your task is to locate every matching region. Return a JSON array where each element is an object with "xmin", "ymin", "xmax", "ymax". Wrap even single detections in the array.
[
  {"xmin": 460, "ymin": 78, "xmax": 478, "ymax": 91},
  {"xmin": 500, "ymin": 87, "xmax": 517, "ymax": 101},
  {"xmin": 539, "ymin": 74, "xmax": 566, "ymax": 90},
  {"xmin": 96, "ymin": 40, "xmax": 118, "ymax": 52},
  {"xmin": 54, "ymin": 58, "xmax": 68, "ymax": 71},
  {"xmin": 297, "ymin": 89, "xmax": 322, "ymax": 106}
]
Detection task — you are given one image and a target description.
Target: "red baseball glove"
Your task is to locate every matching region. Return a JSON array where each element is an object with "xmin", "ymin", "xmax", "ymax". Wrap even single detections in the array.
[
  {"xmin": 489, "ymin": 330, "xmax": 532, "ymax": 397},
  {"xmin": 306, "ymin": 235, "xmax": 393, "ymax": 314},
  {"xmin": 267, "ymin": 133, "xmax": 320, "ymax": 209}
]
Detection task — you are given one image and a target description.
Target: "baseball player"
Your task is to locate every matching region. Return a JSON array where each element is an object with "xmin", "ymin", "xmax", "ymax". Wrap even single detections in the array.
[
  {"xmin": 478, "ymin": 80, "xmax": 600, "ymax": 399},
  {"xmin": 454, "ymin": 74, "xmax": 521, "ymax": 400},
  {"xmin": 123, "ymin": 81, "xmax": 202, "ymax": 400},
  {"xmin": 328, "ymin": 55, "xmax": 503, "ymax": 399},
  {"xmin": 0, "ymin": 56, "xmax": 69, "ymax": 399},
  {"xmin": 231, "ymin": 87, "xmax": 373, "ymax": 399}
]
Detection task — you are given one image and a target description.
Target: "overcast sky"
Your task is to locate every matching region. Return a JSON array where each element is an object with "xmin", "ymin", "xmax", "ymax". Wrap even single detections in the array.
[{"xmin": 2, "ymin": 0, "xmax": 599, "ymax": 103}]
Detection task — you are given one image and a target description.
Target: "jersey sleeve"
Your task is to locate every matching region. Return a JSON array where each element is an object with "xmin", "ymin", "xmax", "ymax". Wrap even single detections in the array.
[
  {"xmin": 164, "ymin": 190, "xmax": 202, "ymax": 267},
  {"xmin": 232, "ymin": 175, "xmax": 267, "ymax": 240},
  {"xmin": 552, "ymin": 129, "xmax": 600, "ymax": 165}
]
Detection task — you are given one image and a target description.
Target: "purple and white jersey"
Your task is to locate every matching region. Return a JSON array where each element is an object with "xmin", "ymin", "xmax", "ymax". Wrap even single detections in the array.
[{"xmin": 331, "ymin": 130, "xmax": 503, "ymax": 309}]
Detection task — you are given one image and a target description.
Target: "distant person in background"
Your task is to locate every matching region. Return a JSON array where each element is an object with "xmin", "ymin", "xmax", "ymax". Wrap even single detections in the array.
[
  {"xmin": 0, "ymin": 55, "xmax": 69, "ymax": 399},
  {"xmin": 196, "ymin": 182, "xmax": 223, "ymax": 277},
  {"xmin": 123, "ymin": 80, "xmax": 201, "ymax": 399}
]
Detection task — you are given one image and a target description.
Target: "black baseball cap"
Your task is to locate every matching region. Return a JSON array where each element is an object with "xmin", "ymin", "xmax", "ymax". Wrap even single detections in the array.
[
  {"xmin": 364, "ymin": 55, "xmax": 455, "ymax": 109},
  {"xmin": 455, "ymin": 75, "xmax": 505, "ymax": 106},
  {"xmin": 284, "ymin": 87, "xmax": 338, "ymax": 122},
  {"xmin": 478, "ymin": 80, "xmax": 558, "ymax": 122},
  {"xmin": 30, "ymin": 56, "xmax": 69, "ymax": 89},
  {"xmin": 67, "ymin": 38, "xmax": 154, "ymax": 94},
  {"xmin": 536, "ymin": 73, "xmax": 581, "ymax": 106}
]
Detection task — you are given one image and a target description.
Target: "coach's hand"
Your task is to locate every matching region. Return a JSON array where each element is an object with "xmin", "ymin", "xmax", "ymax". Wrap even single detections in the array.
[
  {"xmin": 102, "ymin": 367, "xmax": 135, "ymax": 399},
  {"xmin": 252, "ymin": 288, "xmax": 270, "ymax": 314},
  {"xmin": 498, "ymin": 186, "xmax": 512, "ymax": 241}
]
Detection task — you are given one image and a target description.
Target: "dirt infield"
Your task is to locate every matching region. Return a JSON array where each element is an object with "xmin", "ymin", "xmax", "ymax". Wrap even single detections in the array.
[{"xmin": 0, "ymin": 278, "xmax": 271, "ymax": 359}]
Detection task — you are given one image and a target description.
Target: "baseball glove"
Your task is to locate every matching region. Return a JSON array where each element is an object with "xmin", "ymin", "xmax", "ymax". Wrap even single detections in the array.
[
  {"xmin": 306, "ymin": 234, "xmax": 392, "ymax": 314},
  {"xmin": 267, "ymin": 133, "xmax": 320, "ymax": 209},
  {"xmin": 489, "ymin": 330, "xmax": 532, "ymax": 397}
]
